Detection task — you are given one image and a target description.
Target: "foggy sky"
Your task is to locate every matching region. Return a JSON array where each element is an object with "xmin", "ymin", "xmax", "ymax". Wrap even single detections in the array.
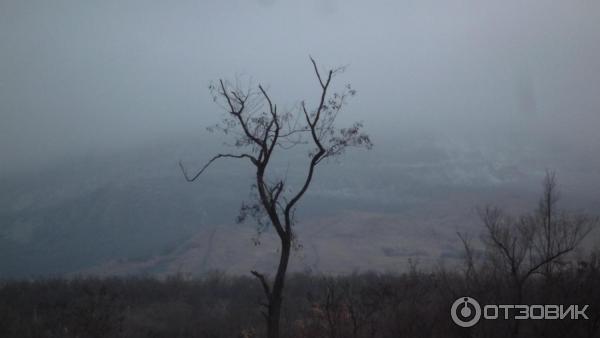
[{"xmin": 1, "ymin": 0, "xmax": 599, "ymax": 176}]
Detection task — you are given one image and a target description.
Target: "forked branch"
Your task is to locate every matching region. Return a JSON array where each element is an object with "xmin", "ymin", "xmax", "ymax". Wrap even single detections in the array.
[{"xmin": 251, "ymin": 270, "xmax": 271, "ymax": 298}]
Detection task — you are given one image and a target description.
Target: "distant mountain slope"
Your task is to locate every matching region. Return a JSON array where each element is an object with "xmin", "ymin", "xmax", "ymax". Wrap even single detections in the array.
[{"xmin": 1, "ymin": 134, "xmax": 598, "ymax": 278}]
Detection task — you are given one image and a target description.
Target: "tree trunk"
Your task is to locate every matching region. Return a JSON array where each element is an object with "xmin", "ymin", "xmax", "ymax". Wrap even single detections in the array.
[{"xmin": 266, "ymin": 235, "xmax": 291, "ymax": 338}]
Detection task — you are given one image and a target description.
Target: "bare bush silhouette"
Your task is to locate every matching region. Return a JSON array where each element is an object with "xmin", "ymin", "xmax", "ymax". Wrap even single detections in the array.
[{"xmin": 475, "ymin": 171, "xmax": 597, "ymax": 337}]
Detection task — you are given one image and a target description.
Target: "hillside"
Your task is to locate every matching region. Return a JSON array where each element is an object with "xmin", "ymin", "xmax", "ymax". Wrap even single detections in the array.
[{"xmin": 1, "ymin": 133, "xmax": 598, "ymax": 278}]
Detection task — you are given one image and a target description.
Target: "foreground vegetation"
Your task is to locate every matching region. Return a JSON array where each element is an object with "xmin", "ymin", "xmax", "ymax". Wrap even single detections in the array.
[{"xmin": 1, "ymin": 254, "xmax": 599, "ymax": 338}]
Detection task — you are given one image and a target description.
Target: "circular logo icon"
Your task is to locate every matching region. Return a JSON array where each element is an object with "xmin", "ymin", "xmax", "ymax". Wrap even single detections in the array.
[{"xmin": 451, "ymin": 297, "xmax": 481, "ymax": 327}]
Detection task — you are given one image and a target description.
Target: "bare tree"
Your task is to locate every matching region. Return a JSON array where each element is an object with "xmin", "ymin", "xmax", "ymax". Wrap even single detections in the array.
[
  {"xmin": 480, "ymin": 171, "xmax": 596, "ymax": 337},
  {"xmin": 180, "ymin": 57, "xmax": 372, "ymax": 338}
]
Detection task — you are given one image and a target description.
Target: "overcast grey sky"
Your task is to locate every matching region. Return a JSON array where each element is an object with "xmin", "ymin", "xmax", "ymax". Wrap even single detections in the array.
[{"xmin": 1, "ymin": 0, "xmax": 599, "ymax": 175}]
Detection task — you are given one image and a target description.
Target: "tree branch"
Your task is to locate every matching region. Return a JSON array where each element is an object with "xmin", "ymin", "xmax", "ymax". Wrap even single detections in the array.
[
  {"xmin": 179, "ymin": 153, "xmax": 256, "ymax": 182},
  {"xmin": 251, "ymin": 270, "xmax": 271, "ymax": 299},
  {"xmin": 219, "ymin": 79, "xmax": 265, "ymax": 148},
  {"xmin": 310, "ymin": 56, "xmax": 325, "ymax": 89}
]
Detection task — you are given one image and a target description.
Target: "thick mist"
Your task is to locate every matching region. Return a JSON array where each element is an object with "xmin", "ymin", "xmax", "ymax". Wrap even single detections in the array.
[{"xmin": 1, "ymin": 0, "xmax": 599, "ymax": 176}]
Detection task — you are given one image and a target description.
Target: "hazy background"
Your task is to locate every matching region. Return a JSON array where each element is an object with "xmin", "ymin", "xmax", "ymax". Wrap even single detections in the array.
[{"xmin": 1, "ymin": 0, "xmax": 599, "ymax": 278}]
